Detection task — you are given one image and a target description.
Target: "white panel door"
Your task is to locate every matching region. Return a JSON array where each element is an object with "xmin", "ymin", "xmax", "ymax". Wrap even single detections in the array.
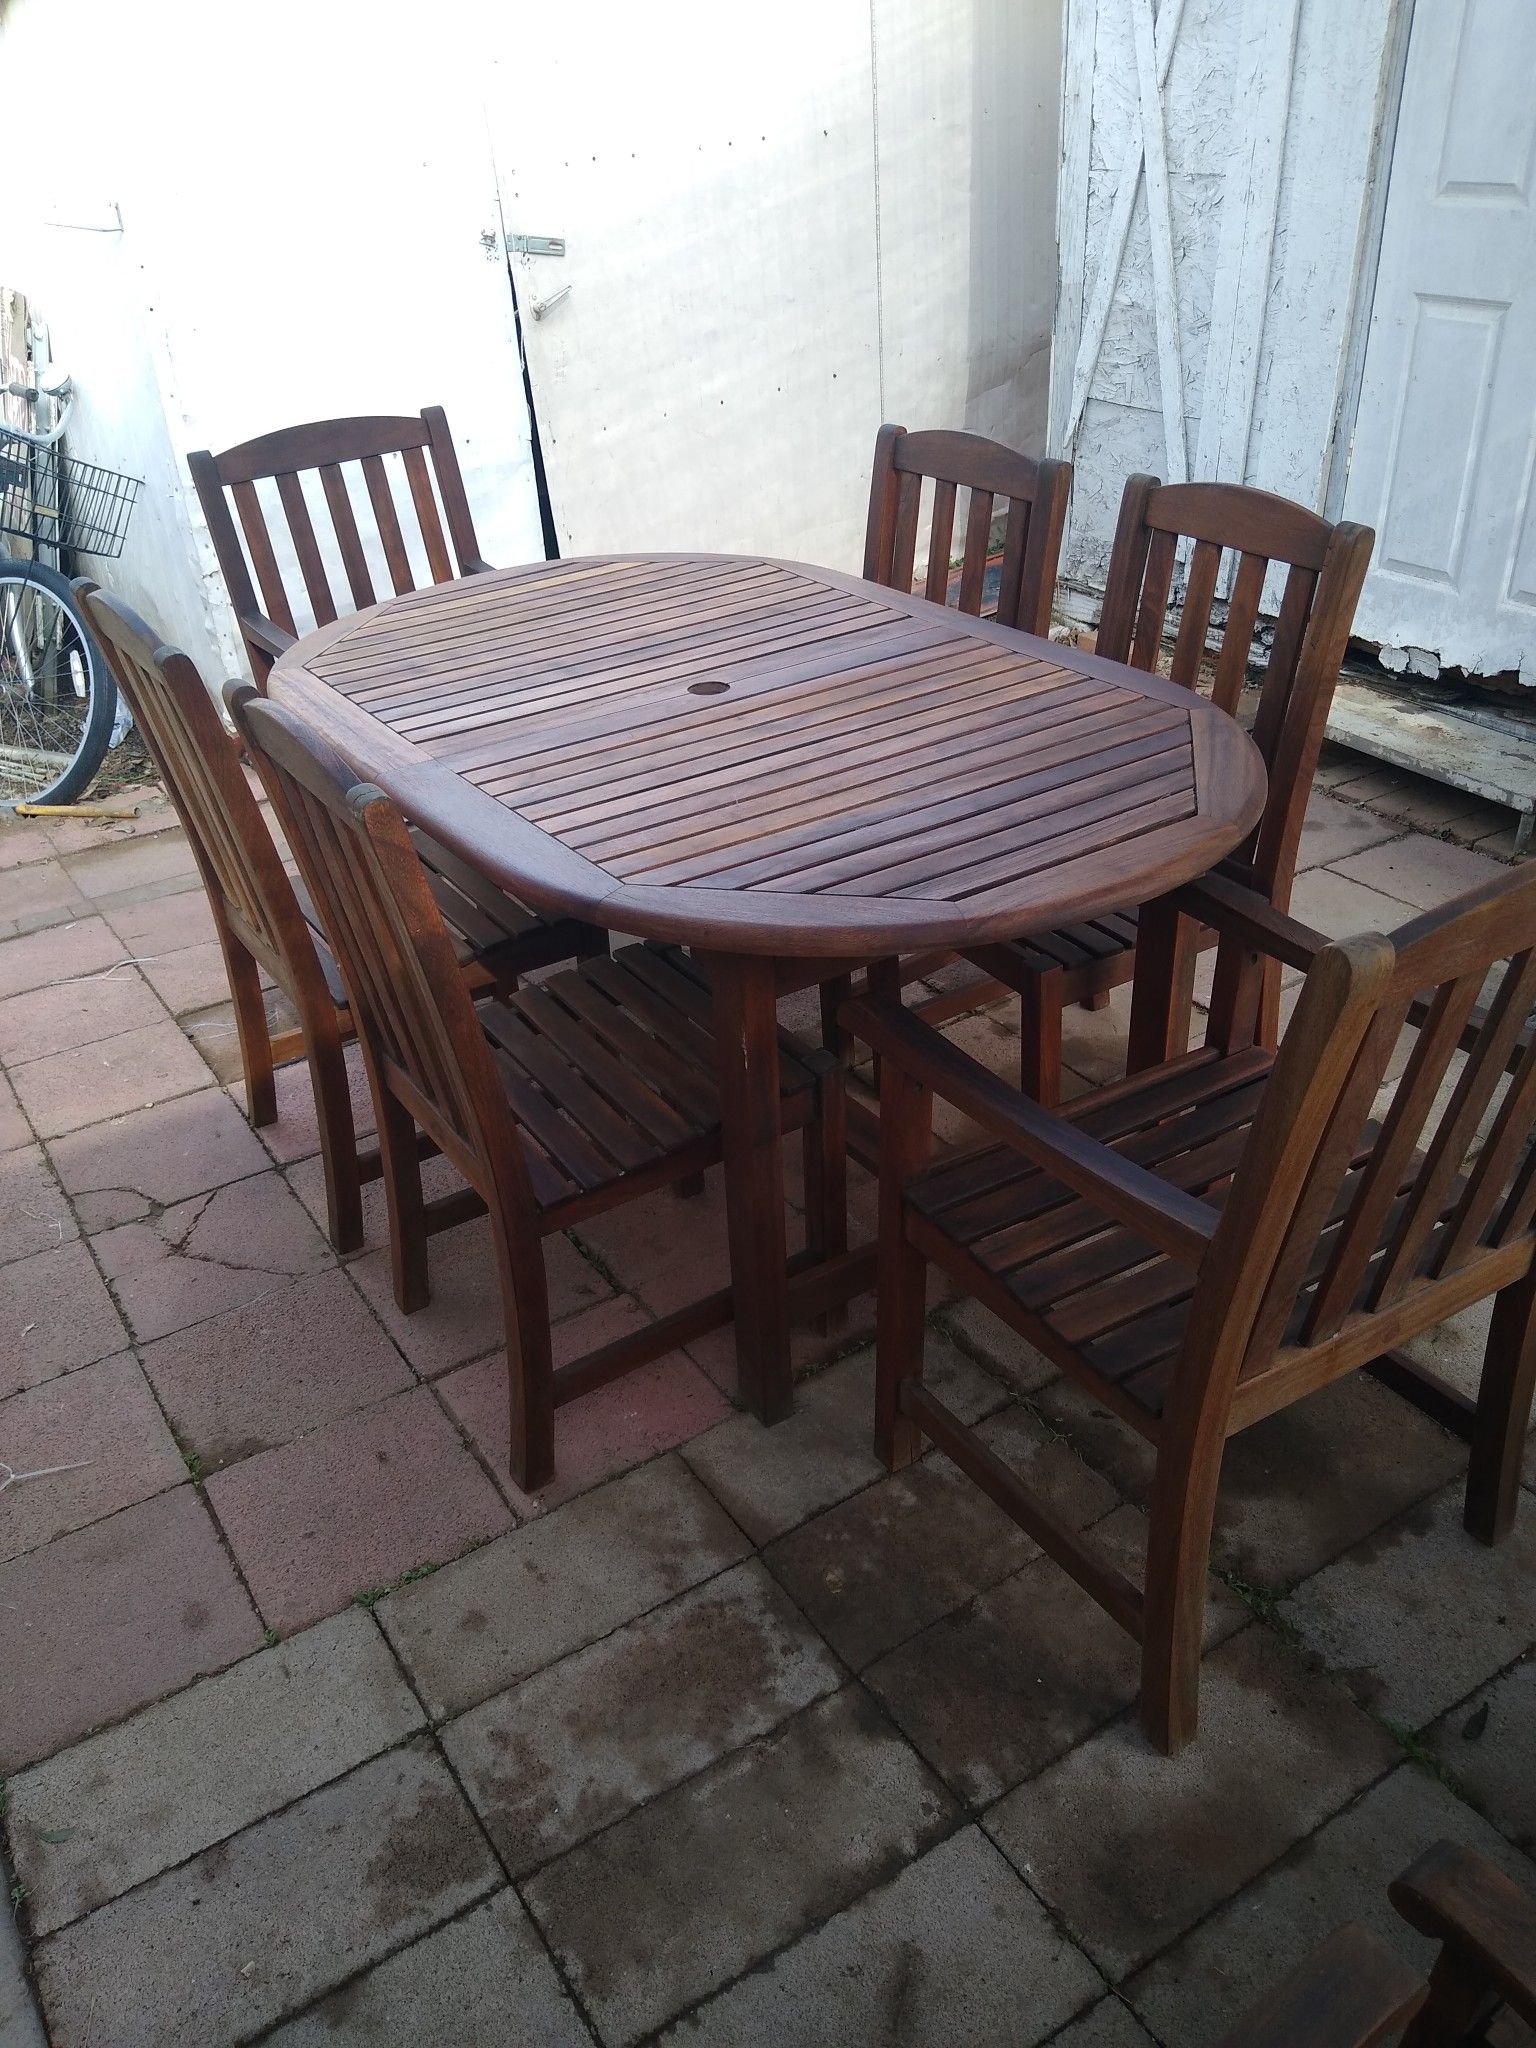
[{"xmin": 1344, "ymin": 0, "xmax": 1536, "ymax": 678}]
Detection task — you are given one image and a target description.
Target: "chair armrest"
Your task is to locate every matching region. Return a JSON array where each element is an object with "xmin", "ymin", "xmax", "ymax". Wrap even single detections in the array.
[
  {"xmin": 240, "ymin": 613, "xmax": 297, "ymax": 660},
  {"xmin": 1214, "ymin": 1924, "xmax": 1424, "ymax": 2048},
  {"xmin": 840, "ymin": 994, "xmax": 1219, "ymax": 1265},
  {"xmin": 1390, "ymin": 1841, "xmax": 1536, "ymax": 2025},
  {"xmin": 1164, "ymin": 871, "xmax": 1327, "ymax": 974}
]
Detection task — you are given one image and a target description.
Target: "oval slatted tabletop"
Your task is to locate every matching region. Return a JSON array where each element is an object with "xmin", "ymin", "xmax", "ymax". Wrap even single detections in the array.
[{"xmin": 270, "ymin": 553, "xmax": 1267, "ymax": 1422}]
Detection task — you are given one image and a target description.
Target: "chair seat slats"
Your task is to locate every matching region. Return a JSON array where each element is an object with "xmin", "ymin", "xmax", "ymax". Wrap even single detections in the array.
[
  {"xmin": 497, "ymin": 982, "xmax": 704, "ymax": 1150},
  {"xmin": 473, "ymin": 945, "xmax": 817, "ymax": 1209},
  {"xmin": 906, "ymin": 1048, "xmax": 1483, "ymax": 1427},
  {"xmin": 481, "ymin": 1000, "xmax": 663, "ymax": 1176},
  {"xmin": 489, "ymin": 1051, "xmax": 619, "ymax": 1192}
]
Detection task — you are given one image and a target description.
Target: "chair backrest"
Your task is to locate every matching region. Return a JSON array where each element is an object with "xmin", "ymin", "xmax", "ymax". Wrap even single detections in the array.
[
  {"xmin": 862, "ymin": 424, "xmax": 1071, "ymax": 638},
  {"xmin": 1186, "ymin": 861, "xmax": 1536, "ymax": 1413},
  {"xmin": 76, "ymin": 581, "xmax": 326, "ymax": 1000},
  {"xmin": 188, "ymin": 408, "xmax": 485, "ymax": 681},
  {"xmin": 1097, "ymin": 476, "xmax": 1374, "ymax": 902},
  {"xmin": 230, "ymin": 687, "xmax": 539, "ymax": 1230}
]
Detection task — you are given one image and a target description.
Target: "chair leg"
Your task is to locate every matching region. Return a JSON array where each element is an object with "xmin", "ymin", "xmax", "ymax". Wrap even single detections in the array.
[
  {"xmin": 303, "ymin": 1020, "xmax": 363, "ymax": 1255},
  {"xmin": 1140, "ymin": 1432, "xmax": 1226, "ymax": 1755},
  {"xmin": 1019, "ymin": 969, "xmax": 1065, "ymax": 1107},
  {"xmin": 494, "ymin": 1221, "xmax": 555, "ymax": 1493},
  {"xmin": 221, "ymin": 930, "xmax": 277, "ymax": 1127},
  {"xmin": 1465, "ymin": 1266, "xmax": 1536, "ymax": 1545},
  {"xmin": 802, "ymin": 1067, "xmax": 849, "ymax": 1337},
  {"xmin": 1084, "ymin": 989, "xmax": 1111, "ymax": 1012},
  {"xmin": 874, "ymin": 1061, "xmax": 932, "ymax": 1471},
  {"xmin": 375, "ymin": 1087, "xmax": 429, "ymax": 1314},
  {"xmin": 670, "ymin": 1173, "xmax": 706, "ymax": 1199}
]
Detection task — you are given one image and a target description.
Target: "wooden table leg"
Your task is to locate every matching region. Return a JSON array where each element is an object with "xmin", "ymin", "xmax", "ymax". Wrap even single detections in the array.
[{"xmin": 703, "ymin": 949, "xmax": 794, "ymax": 1425}]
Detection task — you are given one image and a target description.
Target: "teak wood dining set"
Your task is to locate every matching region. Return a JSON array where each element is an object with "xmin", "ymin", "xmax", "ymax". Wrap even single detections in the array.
[{"xmin": 76, "ymin": 405, "xmax": 1536, "ymax": 1759}]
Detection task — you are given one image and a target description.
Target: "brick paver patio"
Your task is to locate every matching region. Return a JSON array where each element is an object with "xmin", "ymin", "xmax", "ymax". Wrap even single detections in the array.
[{"xmin": 1, "ymin": 749, "xmax": 1532, "ymax": 2046}]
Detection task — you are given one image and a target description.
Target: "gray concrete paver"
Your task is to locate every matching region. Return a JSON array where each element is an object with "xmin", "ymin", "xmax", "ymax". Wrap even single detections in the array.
[
  {"xmin": 523, "ymin": 1686, "xmax": 958, "ymax": 2047},
  {"xmin": 1124, "ymin": 1763, "xmax": 1536, "ymax": 2047},
  {"xmin": 8, "ymin": 1609, "xmax": 424, "ymax": 1935},
  {"xmin": 264, "ymin": 1892, "xmax": 592, "ymax": 2048},
  {"xmin": 32, "ymin": 1743, "xmax": 499, "ymax": 2048},
  {"xmin": 378, "ymin": 1456, "xmax": 750, "ymax": 1719},
  {"xmin": 659, "ymin": 1827, "xmax": 1104, "ymax": 2048},
  {"xmin": 444, "ymin": 1561, "xmax": 842, "ymax": 1876},
  {"xmin": 984, "ymin": 1626, "xmax": 1398, "ymax": 1980},
  {"xmin": 1282, "ymin": 1484, "xmax": 1536, "ymax": 1727}
]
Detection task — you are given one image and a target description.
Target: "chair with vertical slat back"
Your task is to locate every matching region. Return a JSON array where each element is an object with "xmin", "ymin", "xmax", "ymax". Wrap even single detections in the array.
[
  {"xmin": 78, "ymin": 582, "xmax": 365, "ymax": 1252},
  {"xmin": 802, "ymin": 425, "xmax": 1073, "ymax": 1073},
  {"xmin": 232, "ymin": 687, "xmax": 837, "ymax": 1492},
  {"xmin": 930, "ymin": 474, "xmax": 1373, "ymax": 1105},
  {"xmin": 78, "ymin": 584, "xmax": 597, "ymax": 1254},
  {"xmin": 188, "ymin": 410, "xmax": 607, "ymax": 969},
  {"xmin": 187, "ymin": 408, "xmax": 489, "ymax": 686},
  {"xmin": 846, "ymin": 859, "xmax": 1536, "ymax": 1751},
  {"xmin": 1214, "ymin": 1839, "xmax": 1536, "ymax": 2047},
  {"xmin": 863, "ymin": 424, "xmax": 1072, "ymax": 637}
]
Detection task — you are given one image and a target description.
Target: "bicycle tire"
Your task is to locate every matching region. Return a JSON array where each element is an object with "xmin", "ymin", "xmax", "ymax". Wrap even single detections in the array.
[{"xmin": 0, "ymin": 556, "xmax": 118, "ymax": 808}]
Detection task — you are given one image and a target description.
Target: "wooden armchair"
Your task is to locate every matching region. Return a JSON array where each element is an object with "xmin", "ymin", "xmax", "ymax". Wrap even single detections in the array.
[
  {"xmin": 79, "ymin": 585, "xmax": 595, "ymax": 1254},
  {"xmin": 233, "ymin": 687, "xmax": 839, "ymax": 1491},
  {"xmin": 847, "ymin": 860, "xmax": 1536, "ymax": 1751},
  {"xmin": 863, "ymin": 424, "xmax": 1071, "ymax": 637},
  {"xmin": 939, "ymin": 475, "xmax": 1373, "ymax": 1102},
  {"xmin": 188, "ymin": 408, "xmax": 489, "ymax": 686},
  {"xmin": 1220, "ymin": 1840, "xmax": 1536, "ymax": 2047}
]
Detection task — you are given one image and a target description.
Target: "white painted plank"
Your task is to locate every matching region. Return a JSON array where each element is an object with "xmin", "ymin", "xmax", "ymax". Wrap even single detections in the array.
[
  {"xmin": 1192, "ymin": 0, "xmax": 1301, "ymax": 489},
  {"xmin": 1050, "ymin": 0, "xmax": 1097, "ymax": 456},
  {"xmin": 1129, "ymin": 0, "xmax": 1186, "ymax": 482},
  {"xmin": 1328, "ymin": 677, "xmax": 1536, "ymax": 826},
  {"xmin": 1062, "ymin": 0, "xmax": 1186, "ymax": 451}
]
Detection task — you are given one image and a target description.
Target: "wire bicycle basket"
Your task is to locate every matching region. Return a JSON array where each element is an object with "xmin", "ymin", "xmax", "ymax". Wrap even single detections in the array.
[{"xmin": 0, "ymin": 431, "xmax": 141, "ymax": 559}]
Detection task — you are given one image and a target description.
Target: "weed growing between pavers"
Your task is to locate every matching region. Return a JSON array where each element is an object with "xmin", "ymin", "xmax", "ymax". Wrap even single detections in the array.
[
  {"xmin": 1215, "ymin": 1568, "xmax": 1295, "ymax": 1633},
  {"xmin": 353, "ymin": 1560, "xmax": 441, "ymax": 1610}
]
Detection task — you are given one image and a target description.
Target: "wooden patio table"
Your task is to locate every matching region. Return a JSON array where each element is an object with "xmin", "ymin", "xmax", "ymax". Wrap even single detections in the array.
[{"xmin": 268, "ymin": 552, "xmax": 1266, "ymax": 1424}]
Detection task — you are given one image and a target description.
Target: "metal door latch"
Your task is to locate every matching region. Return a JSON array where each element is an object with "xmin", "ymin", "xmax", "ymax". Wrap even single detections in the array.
[{"xmin": 508, "ymin": 234, "xmax": 566, "ymax": 258}]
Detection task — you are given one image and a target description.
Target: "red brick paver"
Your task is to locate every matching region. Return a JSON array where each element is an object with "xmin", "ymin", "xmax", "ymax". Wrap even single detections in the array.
[
  {"xmin": 349, "ymin": 1213, "xmax": 611, "ymax": 1376},
  {"xmin": 438, "ymin": 1294, "xmax": 731, "ymax": 1515},
  {"xmin": 0, "ymin": 968, "xmax": 166, "ymax": 1067},
  {"xmin": 0, "ymin": 1243, "xmax": 128, "ymax": 1399},
  {"xmin": 206, "ymin": 1386, "xmax": 514, "ymax": 1634},
  {"xmin": 10, "ymin": 1018, "xmax": 212, "ymax": 1140},
  {"xmin": 0, "ymin": 1353, "xmax": 186, "ymax": 1562},
  {"xmin": 92, "ymin": 1171, "xmax": 333, "ymax": 1344},
  {"xmin": 0, "ymin": 1144, "xmax": 77, "ymax": 1263},
  {"xmin": 141, "ymin": 1268, "xmax": 416, "ymax": 1469},
  {"xmin": 48, "ymin": 1087, "xmax": 272, "ymax": 1233},
  {"xmin": 0, "ymin": 915, "xmax": 128, "ymax": 1000},
  {"xmin": 0, "ymin": 1486, "xmax": 262, "ymax": 1772}
]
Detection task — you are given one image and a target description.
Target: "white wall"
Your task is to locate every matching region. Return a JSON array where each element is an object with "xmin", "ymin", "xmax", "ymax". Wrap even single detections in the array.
[
  {"xmin": 2, "ymin": 0, "xmax": 1063, "ymax": 686},
  {"xmin": 4, "ymin": 0, "xmax": 545, "ymax": 683},
  {"xmin": 437, "ymin": 0, "xmax": 1061, "ymax": 568},
  {"xmin": 1052, "ymin": 0, "xmax": 1399, "ymax": 599}
]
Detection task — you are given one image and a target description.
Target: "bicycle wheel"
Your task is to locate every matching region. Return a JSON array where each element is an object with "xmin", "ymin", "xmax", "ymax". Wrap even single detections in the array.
[{"xmin": 0, "ymin": 556, "xmax": 117, "ymax": 808}]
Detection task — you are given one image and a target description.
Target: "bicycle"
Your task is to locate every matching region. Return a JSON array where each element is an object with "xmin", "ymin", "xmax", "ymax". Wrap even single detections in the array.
[{"xmin": 0, "ymin": 361, "xmax": 140, "ymax": 808}]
